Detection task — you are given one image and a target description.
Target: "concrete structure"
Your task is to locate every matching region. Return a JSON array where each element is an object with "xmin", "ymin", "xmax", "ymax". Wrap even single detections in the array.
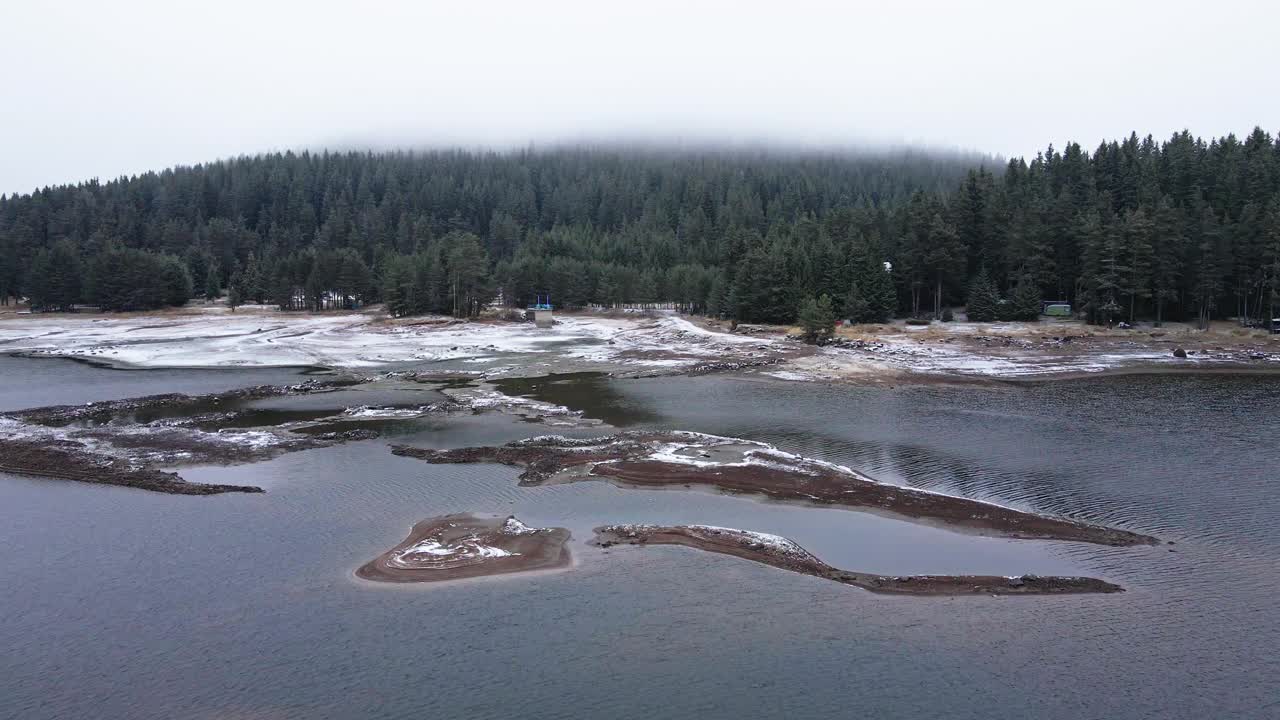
[{"xmin": 528, "ymin": 292, "xmax": 554, "ymax": 328}]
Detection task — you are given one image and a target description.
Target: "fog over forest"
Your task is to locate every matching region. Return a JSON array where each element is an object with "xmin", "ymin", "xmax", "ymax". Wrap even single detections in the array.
[{"xmin": 3, "ymin": 1, "xmax": 1277, "ymax": 194}]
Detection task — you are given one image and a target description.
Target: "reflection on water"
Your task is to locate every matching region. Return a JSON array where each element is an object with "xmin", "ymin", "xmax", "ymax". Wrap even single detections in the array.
[
  {"xmin": 0, "ymin": 354, "xmax": 308, "ymax": 412},
  {"xmin": 493, "ymin": 372, "xmax": 661, "ymax": 427},
  {"xmin": 2, "ymin": 359, "xmax": 1279, "ymax": 720}
]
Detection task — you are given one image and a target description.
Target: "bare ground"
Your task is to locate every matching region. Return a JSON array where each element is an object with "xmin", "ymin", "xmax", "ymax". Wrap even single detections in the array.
[
  {"xmin": 391, "ymin": 431, "xmax": 1158, "ymax": 546},
  {"xmin": 8, "ymin": 303, "xmax": 1276, "ymax": 382},
  {"xmin": 592, "ymin": 524, "xmax": 1124, "ymax": 595},
  {"xmin": 356, "ymin": 514, "xmax": 571, "ymax": 583},
  {"xmin": 0, "ymin": 438, "xmax": 264, "ymax": 494},
  {"xmin": 0, "ymin": 372, "xmax": 605, "ymax": 494}
]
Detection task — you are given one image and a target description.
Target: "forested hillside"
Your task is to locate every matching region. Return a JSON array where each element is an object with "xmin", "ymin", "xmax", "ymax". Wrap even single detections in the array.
[{"xmin": 2, "ymin": 130, "xmax": 1279, "ymax": 326}]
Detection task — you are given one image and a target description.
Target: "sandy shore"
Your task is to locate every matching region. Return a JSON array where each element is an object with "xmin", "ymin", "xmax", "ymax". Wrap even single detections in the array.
[
  {"xmin": 593, "ymin": 524, "xmax": 1124, "ymax": 595},
  {"xmin": 392, "ymin": 431, "xmax": 1157, "ymax": 546},
  {"xmin": 356, "ymin": 514, "xmax": 572, "ymax": 583}
]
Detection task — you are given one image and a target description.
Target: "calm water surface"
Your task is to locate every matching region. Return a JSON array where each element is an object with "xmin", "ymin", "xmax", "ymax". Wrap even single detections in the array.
[{"xmin": 2, "ymin": 357, "xmax": 1277, "ymax": 719}]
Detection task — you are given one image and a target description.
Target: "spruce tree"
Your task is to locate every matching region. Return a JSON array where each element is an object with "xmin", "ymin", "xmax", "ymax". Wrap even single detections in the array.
[
  {"xmin": 859, "ymin": 257, "xmax": 897, "ymax": 323},
  {"xmin": 1151, "ymin": 198, "xmax": 1183, "ymax": 326},
  {"xmin": 1192, "ymin": 210, "xmax": 1224, "ymax": 329},
  {"xmin": 27, "ymin": 240, "xmax": 82, "ymax": 311},
  {"xmin": 924, "ymin": 214, "xmax": 962, "ymax": 319},
  {"xmin": 204, "ymin": 265, "xmax": 221, "ymax": 299},
  {"xmin": 965, "ymin": 267, "xmax": 1001, "ymax": 322},
  {"xmin": 843, "ymin": 281, "xmax": 869, "ymax": 324},
  {"xmin": 1263, "ymin": 197, "xmax": 1280, "ymax": 329},
  {"xmin": 797, "ymin": 294, "xmax": 836, "ymax": 344},
  {"xmin": 1, "ymin": 131, "xmax": 1279, "ymax": 324},
  {"xmin": 1120, "ymin": 208, "xmax": 1154, "ymax": 322},
  {"xmin": 1007, "ymin": 274, "xmax": 1042, "ymax": 321},
  {"xmin": 228, "ymin": 271, "xmax": 246, "ymax": 312},
  {"xmin": 159, "ymin": 257, "xmax": 193, "ymax": 307}
]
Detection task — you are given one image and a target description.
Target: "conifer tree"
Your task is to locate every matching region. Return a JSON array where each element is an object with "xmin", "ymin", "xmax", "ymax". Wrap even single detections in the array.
[
  {"xmin": 27, "ymin": 240, "xmax": 83, "ymax": 311},
  {"xmin": 1150, "ymin": 198, "xmax": 1183, "ymax": 326},
  {"xmin": 850, "ymin": 252, "xmax": 897, "ymax": 324},
  {"xmin": 965, "ymin": 267, "xmax": 1001, "ymax": 322},
  {"xmin": 797, "ymin": 294, "xmax": 836, "ymax": 344},
  {"xmin": 1192, "ymin": 210, "xmax": 1225, "ymax": 330},
  {"xmin": 205, "ymin": 264, "xmax": 222, "ymax": 299},
  {"xmin": 843, "ymin": 281, "xmax": 869, "ymax": 324},
  {"xmin": 924, "ymin": 214, "xmax": 962, "ymax": 319},
  {"xmin": 1263, "ymin": 198, "xmax": 1280, "ymax": 328},
  {"xmin": 1, "ymin": 132, "xmax": 1279, "ymax": 325},
  {"xmin": 1007, "ymin": 274, "xmax": 1043, "ymax": 321},
  {"xmin": 1120, "ymin": 208, "xmax": 1155, "ymax": 322}
]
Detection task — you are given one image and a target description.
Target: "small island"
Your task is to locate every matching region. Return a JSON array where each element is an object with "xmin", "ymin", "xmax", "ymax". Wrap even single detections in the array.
[
  {"xmin": 356, "ymin": 514, "xmax": 572, "ymax": 583},
  {"xmin": 593, "ymin": 524, "xmax": 1124, "ymax": 596},
  {"xmin": 392, "ymin": 431, "xmax": 1158, "ymax": 546}
]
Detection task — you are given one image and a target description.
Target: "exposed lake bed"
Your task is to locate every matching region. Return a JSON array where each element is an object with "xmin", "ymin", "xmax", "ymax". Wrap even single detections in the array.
[
  {"xmin": 2, "ymin": 321, "xmax": 1279, "ymax": 719},
  {"xmin": 357, "ymin": 513, "xmax": 573, "ymax": 584},
  {"xmin": 591, "ymin": 524, "xmax": 1124, "ymax": 595}
]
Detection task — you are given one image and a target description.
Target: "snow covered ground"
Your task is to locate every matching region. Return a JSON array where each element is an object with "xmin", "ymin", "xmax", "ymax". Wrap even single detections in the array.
[
  {"xmin": 4, "ymin": 307, "xmax": 1275, "ymax": 380},
  {"xmin": 781, "ymin": 326, "xmax": 1280, "ymax": 381},
  {"xmin": 0, "ymin": 309, "xmax": 772, "ymax": 371}
]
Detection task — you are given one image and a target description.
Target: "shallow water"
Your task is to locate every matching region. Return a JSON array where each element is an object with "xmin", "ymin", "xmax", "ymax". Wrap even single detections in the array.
[{"xmin": 1, "ymin": 359, "xmax": 1278, "ymax": 720}]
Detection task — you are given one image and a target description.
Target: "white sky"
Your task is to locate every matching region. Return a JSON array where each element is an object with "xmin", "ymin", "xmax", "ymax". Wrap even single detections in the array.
[{"xmin": 2, "ymin": 0, "xmax": 1277, "ymax": 195}]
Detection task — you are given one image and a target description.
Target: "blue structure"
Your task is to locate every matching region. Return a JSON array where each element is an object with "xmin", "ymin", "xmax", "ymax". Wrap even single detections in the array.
[{"xmin": 528, "ymin": 292, "xmax": 554, "ymax": 327}]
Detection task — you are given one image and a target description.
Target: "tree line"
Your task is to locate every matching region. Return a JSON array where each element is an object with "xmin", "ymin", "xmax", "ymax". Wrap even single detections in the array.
[{"xmin": 2, "ymin": 132, "xmax": 1278, "ymax": 327}]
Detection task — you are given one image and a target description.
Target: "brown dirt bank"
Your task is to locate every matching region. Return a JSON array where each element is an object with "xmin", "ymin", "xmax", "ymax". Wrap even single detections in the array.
[
  {"xmin": 356, "ymin": 514, "xmax": 571, "ymax": 583},
  {"xmin": 0, "ymin": 438, "xmax": 263, "ymax": 494},
  {"xmin": 1, "ymin": 375, "xmax": 600, "ymax": 496},
  {"xmin": 592, "ymin": 524, "xmax": 1123, "ymax": 596},
  {"xmin": 391, "ymin": 432, "xmax": 1157, "ymax": 546},
  {"xmin": 8, "ymin": 377, "xmax": 364, "ymax": 427}
]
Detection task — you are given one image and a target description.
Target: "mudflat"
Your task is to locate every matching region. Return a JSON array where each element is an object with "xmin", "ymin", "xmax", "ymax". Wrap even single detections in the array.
[
  {"xmin": 392, "ymin": 431, "xmax": 1158, "ymax": 546},
  {"xmin": 356, "ymin": 514, "xmax": 572, "ymax": 583},
  {"xmin": 593, "ymin": 524, "xmax": 1124, "ymax": 595}
]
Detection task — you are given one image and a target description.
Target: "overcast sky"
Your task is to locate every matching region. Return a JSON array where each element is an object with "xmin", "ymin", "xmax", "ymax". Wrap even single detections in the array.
[{"xmin": 2, "ymin": 0, "xmax": 1277, "ymax": 195}]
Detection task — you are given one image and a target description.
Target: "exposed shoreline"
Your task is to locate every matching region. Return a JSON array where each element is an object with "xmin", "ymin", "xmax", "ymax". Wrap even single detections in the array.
[
  {"xmin": 391, "ymin": 431, "xmax": 1158, "ymax": 546},
  {"xmin": 0, "ymin": 375, "xmax": 597, "ymax": 494},
  {"xmin": 0, "ymin": 438, "xmax": 264, "ymax": 495},
  {"xmin": 592, "ymin": 524, "xmax": 1124, "ymax": 595},
  {"xmin": 4, "ymin": 306, "xmax": 1275, "ymax": 384},
  {"xmin": 356, "ymin": 514, "xmax": 572, "ymax": 583},
  {"xmin": 994, "ymin": 363, "xmax": 1280, "ymax": 384}
]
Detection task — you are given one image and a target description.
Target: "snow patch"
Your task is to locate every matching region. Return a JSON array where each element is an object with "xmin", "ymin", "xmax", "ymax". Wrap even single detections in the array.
[
  {"xmin": 686, "ymin": 525, "xmax": 809, "ymax": 556},
  {"xmin": 389, "ymin": 536, "xmax": 518, "ymax": 568},
  {"xmin": 763, "ymin": 370, "xmax": 813, "ymax": 381},
  {"xmin": 343, "ymin": 405, "xmax": 430, "ymax": 419},
  {"xmin": 502, "ymin": 517, "xmax": 538, "ymax": 535}
]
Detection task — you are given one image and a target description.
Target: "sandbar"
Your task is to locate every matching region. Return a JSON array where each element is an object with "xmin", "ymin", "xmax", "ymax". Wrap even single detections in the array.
[{"xmin": 593, "ymin": 524, "xmax": 1123, "ymax": 595}]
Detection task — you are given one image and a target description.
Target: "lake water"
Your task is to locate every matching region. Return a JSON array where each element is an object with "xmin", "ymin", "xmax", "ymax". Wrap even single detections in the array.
[{"xmin": 2, "ymin": 357, "xmax": 1278, "ymax": 719}]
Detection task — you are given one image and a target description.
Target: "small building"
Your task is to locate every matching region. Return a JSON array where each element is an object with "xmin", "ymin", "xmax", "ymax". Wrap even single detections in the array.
[
  {"xmin": 527, "ymin": 293, "xmax": 554, "ymax": 328},
  {"xmin": 1043, "ymin": 302, "xmax": 1072, "ymax": 317}
]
